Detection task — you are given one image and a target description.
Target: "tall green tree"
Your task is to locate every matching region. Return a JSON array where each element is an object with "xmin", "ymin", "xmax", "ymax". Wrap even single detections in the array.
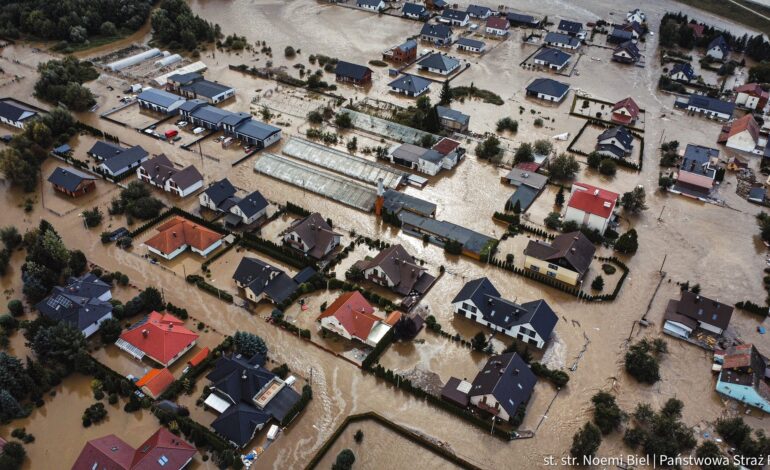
[{"xmin": 439, "ymin": 81, "xmax": 452, "ymax": 105}]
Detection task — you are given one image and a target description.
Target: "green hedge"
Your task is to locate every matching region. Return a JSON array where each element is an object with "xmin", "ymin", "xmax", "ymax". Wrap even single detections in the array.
[
  {"xmin": 281, "ymin": 384, "xmax": 312, "ymax": 426},
  {"xmin": 735, "ymin": 300, "xmax": 769, "ymax": 318},
  {"xmin": 240, "ymin": 233, "xmax": 315, "ymax": 270},
  {"xmin": 201, "ymin": 236, "xmax": 240, "ymax": 270},
  {"xmin": 284, "ymin": 201, "xmax": 311, "ymax": 217},
  {"xmin": 186, "ymin": 275, "xmax": 234, "ymax": 303},
  {"xmin": 158, "ymin": 337, "xmax": 233, "ymax": 401}
]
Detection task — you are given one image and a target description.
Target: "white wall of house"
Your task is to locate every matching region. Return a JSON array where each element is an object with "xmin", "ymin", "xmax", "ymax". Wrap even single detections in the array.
[
  {"xmin": 0, "ymin": 117, "xmax": 24, "ymax": 128},
  {"xmin": 563, "ymin": 207, "xmax": 610, "ymax": 234},
  {"xmin": 698, "ymin": 320, "xmax": 723, "ymax": 335},
  {"xmin": 363, "ymin": 266, "xmax": 394, "ymax": 288},
  {"xmin": 229, "ymin": 204, "xmax": 267, "ymax": 225},
  {"xmin": 82, "ymin": 312, "xmax": 114, "ymax": 338},
  {"xmin": 545, "ymin": 40, "xmax": 578, "ymax": 50},
  {"xmin": 535, "ymin": 91, "xmax": 567, "ymax": 102},
  {"xmin": 670, "ymin": 71, "xmax": 691, "ymax": 82},
  {"xmin": 486, "ymin": 27, "xmax": 508, "ymax": 36},
  {"xmin": 191, "ymin": 239, "xmax": 223, "ymax": 257},
  {"xmin": 686, "ymin": 105, "xmax": 731, "ymax": 121},
  {"xmin": 167, "ymin": 179, "xmax": 203, "ymax": 198},
  {"xmin": 147, "ymin": 244, "xmax": 188, "ymax": 261},
  {"xmin": 320, "ymin": 316, "xmax": 356, "ymax": 341},
  {"xmin": 199, "ymin": 192, "xmax": 218, "ymax": 211},
  {"xmin": 469, "ymin": 393, "xmax": 511, "ymax": 422},
  {"xmin": 735, "ymin": 93, "xmax": 760, "ymax": 110},
  {"xmin": 706, "ymin": 47, "xmax": 725, "ymax": 60},
  {"xmin": 533, "ymin": 58, "xmax": 567, "ymax": 71},
  {"xmin": 663, "ymin": 320, "xmax": 693, "ymax": 338},
  {"xmin": 726, "ymin": 131, "xmax": 758, "ymax": 153},
  {"xmin": 418, "ymin": 158, "xmax": 442, "ymax": 176}
]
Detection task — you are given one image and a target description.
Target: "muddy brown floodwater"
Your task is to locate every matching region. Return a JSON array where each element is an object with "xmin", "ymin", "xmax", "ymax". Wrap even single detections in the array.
[{"xmin": 1, "ymin": 0, "xmax": 769, "ymax": 468}]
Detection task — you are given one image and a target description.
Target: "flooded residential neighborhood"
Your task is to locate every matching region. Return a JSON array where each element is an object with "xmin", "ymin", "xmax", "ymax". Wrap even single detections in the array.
[{"xmin": 0, "ymin": 0, "xmax": 768, "ymax": 469}]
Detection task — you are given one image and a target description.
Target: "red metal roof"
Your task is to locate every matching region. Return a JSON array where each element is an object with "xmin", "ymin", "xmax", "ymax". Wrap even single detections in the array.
[
  {"xmin": 119, "ymin": 311, "xmax": 198, "ymax": 366},
  {"xmin": 136, "ymin": 368, "xmax": 175, "ymax": 398},
  {"xmin": 567, "ymin": 183, "xmax": 619, "ymax": 219},
  {"xmin": 515, "ymin": 162, "xmax": 540, "ymax": 172},
  {"xmin": 131, "ymin": 428, "xmax": 196, "ymax": 469},
  {"xmin": 486, "ymin": 16, "xmax": 509, "ymax": 30},
  {"xmin": 432, "ymin": 137, "xmax": 461, "ymax": 156},
  {"xmin": 72, "ymin": 435, "xmax": 135, "ymax": 470},
  {"xmin": 318, "ymin": 291, "xmax": 380, "ymax": 341}
]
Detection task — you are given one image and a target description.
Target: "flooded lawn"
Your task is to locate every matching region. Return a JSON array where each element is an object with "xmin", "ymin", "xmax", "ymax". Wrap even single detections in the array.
[
  {"xmin": 205, "ymin": 244, "xmax": 301, "ymax": 296},
  {"xmin": 105, "ymin": 102, "xmax": 165, "ymax": 130},
  {"xmin": 573, "ymin": 96, "xmax": 647, "ymax": 130}
]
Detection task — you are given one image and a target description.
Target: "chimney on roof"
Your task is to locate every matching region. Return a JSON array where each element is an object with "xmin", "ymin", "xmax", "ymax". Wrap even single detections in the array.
[
  {"xmin": 172, "ymin": 232, "xmax": 177, "ymax": 237},
  {"xmin": 142, "ymin": 329, "xmax": 149, "ymax": 337},
  {"xmin": 593, "ymin": 189, "xmax": 599, "ymax": 196}
]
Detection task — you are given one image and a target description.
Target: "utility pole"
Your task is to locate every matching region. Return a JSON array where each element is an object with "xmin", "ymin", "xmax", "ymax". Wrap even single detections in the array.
[
  {"xmin": 657, "ymin": 205, "xmax": 665, "ymax": 222},
  {"xmin": 659, "ymin": 254, "xmax": 667, "ymax": 274}
]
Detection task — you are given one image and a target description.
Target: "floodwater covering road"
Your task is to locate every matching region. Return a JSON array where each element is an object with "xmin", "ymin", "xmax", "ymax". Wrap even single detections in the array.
[{"xmin": 0, "ymin": 0, "xmax": 769, "ymax": 468}]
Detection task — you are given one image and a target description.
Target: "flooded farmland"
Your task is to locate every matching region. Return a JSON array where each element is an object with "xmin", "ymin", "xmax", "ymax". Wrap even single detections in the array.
[{"xmin": 0, "ymin": 0, "xmax": 769, "ymax": 468}]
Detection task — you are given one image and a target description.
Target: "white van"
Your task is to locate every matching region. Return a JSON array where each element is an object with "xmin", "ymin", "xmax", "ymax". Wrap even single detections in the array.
[
  {"xmin": 284, "ymin": 375, "xmax": 297, "ymax": 387},
  {"xmin": 267, "ymin": 425, "xmax": 280, "ymax": 440},
  {"xmin": 193, "ymin": 127, "xmax": 205, "ymax": 135}
]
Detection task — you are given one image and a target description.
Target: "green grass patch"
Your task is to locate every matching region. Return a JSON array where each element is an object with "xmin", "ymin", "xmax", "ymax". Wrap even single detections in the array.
[
  {"xmin": 672, "ymin": 0, "xmax": 770, "ymax": 33},
  {"xmin": 451, "ymin": 86, "xmax": 504, "ymax": 106}
]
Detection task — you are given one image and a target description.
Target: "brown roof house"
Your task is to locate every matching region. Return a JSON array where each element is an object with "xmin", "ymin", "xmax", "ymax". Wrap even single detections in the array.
[
  {"xmin": 351, "ymin": 244, "xmax": 436, "ymax": 296},
  {"xmin": 137, "ymin": 154, "xmax": 203, "ymax": 198},
  {"xmin": 283, "ymin": 212, "xmax": 341, "ymax": 259},
  {"xmin": 716, "ymin": 344, "xmax": 770, "ymax": 413},
  {"xmin": 144, "ymin": 217, "xmax": 224, "ymax": 260},
  {"xmin": 663, "ymin": 290, "xmax": 733, "ymax": 338},
  {"xmin": 523, "ymin": 232, "xmax": 596, "ymax": 286}
]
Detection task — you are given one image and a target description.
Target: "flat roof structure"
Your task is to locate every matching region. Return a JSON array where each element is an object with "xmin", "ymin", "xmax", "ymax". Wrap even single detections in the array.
[
  {"xmin": 254, "ymin": 153, "xmax": 377, "ymax": 211},
  {"xmin": 342, "ymin": 108, "xmax": 439, "ymax": 145},
  {"xmin": 282, "ymin": 137, "xmax": 404, "ymax": 188}
]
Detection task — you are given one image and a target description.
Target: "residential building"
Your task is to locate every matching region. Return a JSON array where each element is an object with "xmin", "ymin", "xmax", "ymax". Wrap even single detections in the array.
[
  {"xmin": 456, "ymin": 37, "xmax": 486, "ymax": 53},
  {"xmin": 622, "ymin": 21, "xmax": 644, "ymax": 39},
  {"xmin": 533, "ymin": 48, "xmax": 571, "ymax": 71},
  {"xmin": 383, "ymin": 39, "xmax": 418, "ymax": 63},
  {"xmin": 611, "ymin": 97, "xmax": 640, "ymax": 125},
  {"xmin": 485, "ymin": 16, "xmax": 510, "ymax": 36},
  {"xmin": 502, "ymin": 168, "xmax": 548, "ymax": 212},
  {"xmin": 526, "ymin": 78, "xmax": 570, "ymax": 102},
  {"xmin": 663, "ymin": 290, "xmax": 733, "ymax": 338},
  {"xmin": 706, "ymin": 36, "xmax": 729, "ymax": 61},
  {"xmin": 283, "ymin": 212, "xmax": 342, "ymax": 259},
  {"xmin": 440, "ymin": 9, "xmax": 470, "ymax": 27},
  {"xmin": 0, "ymin": 99, "xmax": 37, "ymax": 128},
  {"xmin": 612, "ymin": 41, "xmax": 641, "ymax": 64},
  {"xmin": 233, "ymin": 257, "xmax": 310, "ymax": 304},
  {"xmin": 523, "ymin": 231, "xmax": 596, "ymax": 286},
  {"xmin": 204, "ymin": 353, "xmax": 301, "ymax": 448},
  {"xmin": 468, "ymin": 353, "xmax": 536, "ymax": 422},
  {"xmin": 36, "ymin": 273, "xmax": 113, "ymax": 338},
  {"xmin": 136, "ymin": 88, "xmax": 186, "ymax": 114},
  {"xmin": 466, "ymin": 4, "xmax": 492, "ymax": 19},
  {"xmin": 318, "ymin": 291, "xmax": 399, "ymax": 346},
  {"xmin": 357, "ymin": 0, "xmax": 384, "ymax": 11},
  {"xmin": 136, "ymin": 368, "xmax": 175, "ymax": 398},
  {"xmin": 388, "ymin": 74, "xmax": 431, "ymax": 97},
  {"xmin": 680, "ymin": 95, "xmax": 735, "ymax": 121},
  {"xmin": 351, "ymin": 244, "xmax": 436, "ymax": 296},
  {"xmin": 507, "ymin": 12, "xmax": 539, "ymax": 28},
  {"xmin": 334, "ymin": 61, "xmax": 373, "ymax": 85},
  {"xmin": 557, "ymin": 19, "xmax": 585, "ymax": 38},
  {"xmin": 388, "ymin": 143, "xmax": 443, "ymax": 175},
  {"xmin": 420, "ymin": 23, "xmax": 454, "ymax": 45},
  {"xmin": 596, "ymin": 125, "xmax": 634, "ymax": 159},
  {"xmin": 451, "ymin": 277, "xmax": 557, "ymax": 347},
  {"xmin": 381, "ymin": 188, "xmax": 437, "ymax": 218},
  {"xmin": 227, "ymin": 190, "xmax": 269, "ymax": 226},
  {"xmin": 563, "ymin": 182, "xmax": 619, "ymax": 235},
  {"xmin": 71, "ymin": 428, "xmax": 196, "ymax": 470},
  {"xmin": 436, "ymin": 106, "xmax": 470, "ymax": 132},
  {"xmin": 47, "ymin": 166, "xmax": 96, "ymax": 198},
  {"xmin": 669, "ymin": 63, "xmax": 696, "ymax": 83},
  {"xmin": 734, "ymin": 83, "xmax": 769, "ymax": 111},
  {"xmin": 608, "ymin": 27, "xmax": 634, "ymax": 44},
  {"xmin": 144, "ymin": 216, "xmax": 224, "ymax": 260},
  {"xmin": 674, "ymin": 144, "xmax": 718, "ymax": 196},
  {"xmin": 137, "ymin": 154, "xmax": 203, "ymax": 197},
  {"xmin": 718, "ymin": 114, "xmax": 760, "ymax": 153},
  {"xmin": 402, "ymin": 2, "xmax": 429, "ymax": 20},
  {"xmin": 199, "ymin": 178, "xmax": 239, "ymax": 213},
  {"xmin": 716, "ymin": 344, "xmax": 770, "ymax": 413},
  {"xmin": 544, "ymin": 32, "xmax": 581, "ymax": 50},
  {"xmin": 426, "ymin": 0, "xmax": 447, "ymax": 9},
  {"xmin": 91, "ymin": 143, "xmax": 149, "ymax": 177},
  {"xmin": 432, "ymin": 137, "xmax": 464, "ymax": 170},
  {"xmin": 687, "ymin": 23, "xmax": 705, "ymax": 38},
  {"xmin": 178, "ymin": 102, "xmax": 281, "ymax": 149},
  {"xmin": 627, "ymin": 8, "xmax": 646, "ymax": 24},
  {"xmin": 397, "ymin": 211, "xmax": 495, "ymax": 260},
  {"xmin": 116, "ymin": 311, "xmax": 198, "ymax": 367},
  {"xmin": 417, "ymin": 53, "xmax": 461, "ymax": 75},
  {"xmin": 167, "ymin": 72, "xmax": 235, "ymax": 104},
  {"xmin": 441, "ymin": 377, "xmax": 471, "ymax": 407}
]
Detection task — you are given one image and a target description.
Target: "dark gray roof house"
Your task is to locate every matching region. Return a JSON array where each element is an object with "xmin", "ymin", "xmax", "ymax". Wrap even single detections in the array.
[
  {"xmin": 382, "ymin": 189, "xmax": 437, "ymax": 217},
  {"xmin": 232, "ymin": 257, "xmax": 299, "ymax": 304},
  {"xmin": 452, "ymin": 277, "xmax": 557, "ymax": 347},
  {"xmin": 334, "ymin": 61, "xmax": 372, "ymax": 84},
  {"xmin": 0, "ymin": 100, "xmax": 37, "ymax": 126},
  {"xmin": 417, "ymin": 53, "xmax": 461, "ymax": 74},
  {"xmin": 402, "ymin": 2, "xmax": 429, "ymax": 19},
  {"xmin": 180, "ymin": 79, "xmax": 233, "ymax": 101},
  {"xmin": 36, "ymin": 273, "xmax": 113, "ymax": 338},
  {"xmin": 526, "ymin": 77, "xmax": 570, "ymax": 102},
  {"xmin": 681, "ymin": 144, "xmax": 718, "ymax": 178},
  {"xmin": 206, "ymin": 353, "xmax": 300, "ymax": 448},
  {"xmin": 233, "ymin": 191, "xmax": 268, "ymax": 219},
  {"xmin": 524, "ymin": 231, "xmax": 596, "ymax": 277},
  {"xmin": 441, "ymin": 9, "xmax": 469, "ymax": 22},
  {"xmin": 388, "ymin": 74, "xmax": 432, "ymax": 97},
  {"xmin": 608, "ymin": 27, "xmax": 634, "ymax": 43},
  {"xmin": 466, "ymin": 4, "xmax": 492, "ymax": 18},
  {"xmin": 284, "ymin": 212, "xmax": 342, "ymax": 259},
  {"xmin": 436, "ymin": 106, "xmax": 470, "ymax": 128},
  {"xmin": 139, "ymin": 154, "xmax": 203, "ymax": 193},
  {"xmin": 352, "ymin": 244, "xmax": 436, "ymax": 296},
  {"xmin": 99, "ymin": 145, "xmax": 150, "ymax": 177},
  {"xmin": 420, "ymin": 23, "xmax": 454, "ymax": 41},
  {"xmin": 47, "ymin": 166, "xmax": 96, "ymax": 193},
  {"xmin": 456, "ymin": 37, "xmax": 485, "ymax": 52},
  {"xmin": 613, "ymin": 41, "xmax": 641, "ymax": 63},
  {"xmin": 707, "ymin": 36, "xmax": 729, "ymax": 57},
  {"xmin": 597, "ymin": 125, "xmax": 634, "ymax": 158},
  {"xmin": 87, "ymin": 140, "xmax": 125, "ymax": 161},
  {"xmin": 685, "ymin": 95, "xmax": 735, "ymax": 119},
  {"xmin": 557, "ymin": 19, "xmax": 583, "ymax": 35},
  {"xmin": 469, "ymin": 352, "xmax": 536, "ymax": 422},
  {"xmin": 201, "ymin": 178, "xmax": 238, "ymax": 212},
  {"xmin": 544, "ymin": 31, "xmax": 581, "ymax": 49},
  {"xmin": 534, "ymin": 48, "xmax": 571, "ymax": 68},
  {"xmin": 670, "ymin": 63, "xmax": 696, "ymax": 81},
  {"xmin": 507, "ymin": 12, "xmax": 538, "ymax": 27}
]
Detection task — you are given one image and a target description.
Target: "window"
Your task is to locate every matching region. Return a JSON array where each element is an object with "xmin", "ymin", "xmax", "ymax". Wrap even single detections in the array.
[
  {"xmin": 158, "ymin": 455, "xmax": 169, "ymax": 466},
  {"xmin": 547, "ymin": 263, "xmax": 559, "ymax": 270},
  {"xmin": 530, "ymin": 265, "xmax": 540, "ymax": 273},
  {"xmin": 546, "ymin": 271, "xmax": 557, "ymax": 278}
]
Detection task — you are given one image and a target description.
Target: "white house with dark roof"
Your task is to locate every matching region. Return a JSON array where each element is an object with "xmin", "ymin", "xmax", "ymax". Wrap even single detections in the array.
[
  {"xmin": 669, "ymin": 63, "xmax": 696, "ymax": 83},
  {"xmin": 0, "ymin": 99, "xmax": 37, "ymax": 128},
  {"xmin": 138, "ymin": 154, "xmax": 203, "ymax": 197},
  {"xmin": 544, "ymin": 32, "xmax": 581, "ymax": 50},
  {"xmin": 467, "ymin": 353, "xmax": 536, "ymax": 422},
  {"xmin": 456, "ymin": 37, "xmax": 485, "ymax": 53},
  {"xmin": 417, "ymin": 53, "xmax": 461, "ymax": 75},
  {"xmin": 533, "ymin": 48, "xmax": 571, "ymax": 71},
  {"xmin": 706, "ymin": 36, "xmax": 729, "ymax": 61},
  {"xmin": 557, "ymin": 19, "xmax": 585, "ymax": 39},
  {"xmin": 440, "ymin": 9, "xmax": 470, "ymax": 26},
  {"xmin": 402, "ymin": 2, "xmax": 429, "ymax": 20},
  {"xmin": 228, "ymin": 191, "xmax": 269, "ymax": 226},
  {"xmin": 357, "ymin": 0, "xmax": 384, "ymax": 11},
  {"xmin": 612, "ymin": 41, "xmax": 641, "ymax": 64},
  {"xmin": 466, "ymin": 4, "xmax": 492, "ymax": 19},
  {"xmin": 526, "ymin": 78, "xmax": 570, "ymax": 102},
  {"xmin": 200, "ymin": 178, "xmax": 239, "ymax": 213},
  {"xmin": 596, "ymin": 126, "xmax": 634, "ymax": 159},
  {"xmin": 282, "ymin": 213, "xmax": 342, "ymax": 259},
  {"xmin": 420, "ymin": 23, "xmax": 454, "ymax": 45},
  {"xmin": 36, "ymin": 273, "xmax": 113, "ymax": 338},
  {"xmin": 451, "ymin": 277, "xmax": 557, "ymax": 348},
  {"xmin": 388, "ymin": 74, "xmax": 431, "ymax": 97}
]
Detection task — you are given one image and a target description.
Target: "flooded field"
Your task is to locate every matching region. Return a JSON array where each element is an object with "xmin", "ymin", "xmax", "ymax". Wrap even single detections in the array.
[{"xmin": 0, "ymin": 0, "xmax": 769, "ymax": 468}]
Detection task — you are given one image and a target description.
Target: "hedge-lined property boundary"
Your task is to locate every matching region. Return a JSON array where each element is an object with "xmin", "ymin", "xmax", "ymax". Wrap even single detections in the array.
[
  {"xmin": 128, "ymin": 206, "xmax": 230, "ymax": 239},
  {"xmin": 304, "ymin": 412, "xmax": 483, "ymax": 470},
  {"xmin": 186, "ymin": 274, "xmax": 234, "ymax": 302},
  {"xmin": 567, "ymin": 119, "xmax": 644, "ymax": 171}
]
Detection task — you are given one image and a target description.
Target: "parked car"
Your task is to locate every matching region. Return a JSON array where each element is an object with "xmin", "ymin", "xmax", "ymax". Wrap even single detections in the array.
[
  {"xmin": 108, "ymin": 227, "xmax": 129, "ymax": 241},
  {"xmin": 172, "ymin": 135, "xmax": 182, "ymax": 142},
  {"xmin": 177, "ymin": 121, "xmax": 188, "ymax": 127},
  {"xmin": 193, "ymin": 127, "xmax": 205, "ymax": 135}
]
